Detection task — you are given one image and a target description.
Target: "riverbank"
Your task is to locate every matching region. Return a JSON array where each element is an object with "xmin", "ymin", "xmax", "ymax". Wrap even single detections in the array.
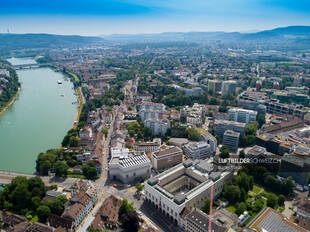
[
  {"xmin": 0, "ymin": 87, "xmax": 21, "ymax": 117},
  {"xmin": 73, "ymin": 87, "xmax": 83, "ymax": 129}
]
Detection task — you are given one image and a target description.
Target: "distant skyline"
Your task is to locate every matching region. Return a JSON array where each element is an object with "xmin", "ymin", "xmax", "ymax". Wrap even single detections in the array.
[{"xmin": 0, "ymin": 0, "xmax": 310, "ymax": 35}]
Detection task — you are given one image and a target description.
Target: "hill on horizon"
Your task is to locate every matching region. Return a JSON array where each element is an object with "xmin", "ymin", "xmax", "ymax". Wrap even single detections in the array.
[{"xmin": 1, "ymin": 25, "xmax": 310, "ymax": 56}]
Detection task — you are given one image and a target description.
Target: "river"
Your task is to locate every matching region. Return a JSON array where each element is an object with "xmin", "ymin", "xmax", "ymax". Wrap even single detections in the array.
[{"xmin": 0, "ymin": 58, "xmax": 78, "ymax": 173}]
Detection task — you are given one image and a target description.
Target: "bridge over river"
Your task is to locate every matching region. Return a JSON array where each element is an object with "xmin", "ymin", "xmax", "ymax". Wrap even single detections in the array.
[{"xmin": 12, "ymin": 63, "xmax": 49, "ymax": 69}]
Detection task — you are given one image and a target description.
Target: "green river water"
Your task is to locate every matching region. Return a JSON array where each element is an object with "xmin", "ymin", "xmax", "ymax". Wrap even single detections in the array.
[{"xmin": 0, "ymin": 58, "xmax": 78, "ymax": 173}]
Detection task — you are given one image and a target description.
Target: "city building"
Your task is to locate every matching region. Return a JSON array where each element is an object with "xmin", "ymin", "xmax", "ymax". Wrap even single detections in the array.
[
  {"xmin": 273, "ymin": 91, "xmax": 309, "ymax": 104},
  {"xmin": 133, "ymin": 138, "xmax": 161, "ymax": 153},
  {"xmin": 248, "ymin": 207, "xmax": 306, "ymax": 232},
  {"xmin": 151, "ymin": 146, "xmax": 183, "ymax": 170},
  {"xmin": 144, "ymin": 118, "xmax": 170, "ymax": 135},
  {"xmin": 228, "ymin": 107, "xmax": 257, "ymax": 124},
  {"xmin": 181, "ymin": 103, "xmax": 205, "ymax": 128},
  {"xmin": 208, "ymin": 80, "xmax": 222, "ymax": 94},
  {"xmin": 264, "ymin": 100, "xmax": 306, "ymax": 119},
  {"xmin": 237, "ymin": 90, "xmax": 268, "ymax": 111},
  {"xmin": 168, "ymin": 138, "xmax": 189, "ymax": 148},
  {"xmin": 0, "ymin": 69, "xmax": 9, "ymax": 78},
  {"xmin": 223, "ymin": 130, "xmax": 240, "ymax": 153},
  {"xmin": 295, "ymin": 199, "xmax": 310, "ymax": 231},
  {"xmin": 256, "ymin": 80, "xmax": 262, "ymax": 91},
  {"xmin": 109, "ymin": 152, "xmax": 151, "ymax": 183},
  {"xmin": 172, "ymin": 84, "xmax": 204, "ymax": 96},
  {"xmin": 261, "ymin": 117, "xmax": 304, "ymax": 134},
  {"xmin": 90, "ymin": 195, "xmax": 122, "ymax": 231},
  {"xmin": 139, "ymin": 102, "xmax": 166, "ymax": 122},
  {"xmin": 183, "ymin": 141, "xmax": 214, "ymax": 159},
  {"xmin": 256, "ymin": 134, "xmax": 293, "ymax": 155},
  {"xmin": 279, "ymin": 154, "xmax": 310, "ymax": 186},
  {"xmin": 245, "ymin": 145, "xmax": 267, "ymax": 159},
  {"xmin": 184, "ymin": 208, "xmax": 228, "ymax": 232},
  {"xmin": 214, "ymin": 119, "xmax": 246, "ymax": 139},
  {"xmin": 61, "ymin": 191, "xmax": 94, "ymax": 229},
  {"xmin": 144, "ymin": 159, "xmax": 233, "ymax": 228},
  {"xmin": 199, "ymin": 132, "xmax": 217, "ymax": 155},
  {"xmin": 221, "ymin": 80, "xmax": 237, "ymax": 94}
]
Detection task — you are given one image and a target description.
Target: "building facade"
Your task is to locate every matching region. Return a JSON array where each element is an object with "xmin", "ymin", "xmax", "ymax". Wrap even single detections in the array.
[
  {"xmin": 214, "ymin": 119, "xmax": 246, "ymax": 139},
  {"xmin": 228, "ymin": 107, "xmax": 257, "ymax": 124},
  {"xmin": 152, "ymin": 146, "xmax": 183, "ymax": 170},
  {"xmin": 144, "ymin": 159, "xmax": 233, "ymax": 228},
  {"xmin": 183, "ymin": 142, "xmax": 214, "ymax": 159},
  {"xmin": 223, "ymin": 130, "xmax": 240, "ymax": 153},
  {"xmin": 109, "ymin": 153, "xmax": 151, "ymax": 183}
]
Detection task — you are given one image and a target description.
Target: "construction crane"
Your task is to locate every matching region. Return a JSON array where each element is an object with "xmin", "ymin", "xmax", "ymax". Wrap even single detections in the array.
[{"xmin": 209, "ymin": 184, "xmax": 214, "ymax": 232}]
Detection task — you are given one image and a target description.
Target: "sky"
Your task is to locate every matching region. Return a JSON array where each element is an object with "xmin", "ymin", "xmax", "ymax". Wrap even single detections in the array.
[{"xmin": 0, "ymin": 0, "xmax": 310, "ymax": 35}]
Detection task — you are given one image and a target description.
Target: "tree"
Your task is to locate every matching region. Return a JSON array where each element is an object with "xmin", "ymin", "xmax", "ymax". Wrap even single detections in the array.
[
  {"xmin": 253, "ymin": 198, "xmax": 264, "ymax": 213},
  {"xmin": 278, "ymin": 194, "xmax": 285, "ymax": 206},
  {"xmin": 10, "ymin": 181, "xmax": 31, "ymax": 211},
  {"xmin": 54, "ymin": 161, "xmax": 69, "ymax": 177},
  {"xmin": 220, "ymin": 145, "xmax": 230, "ymax": 159},
  {"xmin": 50, "ymin": 198, "xmax": 65, "ymax": 216},
  {"xmin": 222, "ymin": 184, "xmax": 241, "ymax": 204},
  {"xmin": 202, "ymin": 199, "xmax": 211, "ymax": 214},
  {"xmin": 36, "ymin": 151, "xmax": 57, "ymax": 175},
  {"xmin": 186, "ymin": 128, "xmax": 200, "ymax": 141},
  {"xmin": 102, "ymin": 128, "xmax": 108, "ymax": 138},
  {"xmin": 219, "ymin": 105, "xmax": 227, "ymax": 113},
  {"xmin": 257, "ymin": 114, "xmax": 266, "ymax": 128},
  {"xmin": 119, "ymin": 198, "xmax": 136, "ymax": 217},
  {"xmin": 282, "ymin": 177, "xmax": 295, "ymax": 196},
  {"xmin": 236, "ymin": 202, "xmax": 247, "ymax": 216},
  {"xmin": 69, "ymin": 136, "xmax": 80, "ymax": 147},
  {"xmin": 143, "ymin": 126, "xmax": 152, "ymax": 138},
  {"xmin": 82, "ymin": 165, "xmax": 98, "ymax": 180},
  {"xmin": 135, "ymin": 182, "xmax": 143, "ymax": 192},
  {"xmin": 28, "ymin": 176, "xmax": 46, "ymax": 198},
  {"xmin": 37, "ymin": 205, "xmax": 51, "ymax": 223},
  {"xmin": 242, "ymin": 121, "xmax": 258, "ymax": 146},
  {"xmin": 267, "ymin": 193, "xmax": 278, "ymax": 208},
  {"xmin": 239, "ymin": 150, "xmax": 245, "ymax": 158},
  {"xmin": 209, "ymin": 97, "xmax": 218, "ymax": 105},
  {"xmin": 120, "ymin": 211, "xmax": 140, "ymax": 232},
  {"xmin": 31, "ymin": 196, "xmax": 41, "ymax": 210}
]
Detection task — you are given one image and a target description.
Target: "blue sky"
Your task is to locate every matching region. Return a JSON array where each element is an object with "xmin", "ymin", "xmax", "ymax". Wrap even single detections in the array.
[{"xmin": 0, "ymin": 0, "xmax": 310, "ymax": 35}]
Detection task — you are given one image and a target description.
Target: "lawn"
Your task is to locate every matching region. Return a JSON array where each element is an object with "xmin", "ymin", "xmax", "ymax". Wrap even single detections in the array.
[
  {"xmin": 226, "ymin": 205, "xmax": 236, "ymax": 214},
  {"xmin": 252, "ymin": 185, "xmax": 263, "ymax": 195},
  {"xmin": 67, "ymin": 174, "xmax": 85, "ymax": 179}
]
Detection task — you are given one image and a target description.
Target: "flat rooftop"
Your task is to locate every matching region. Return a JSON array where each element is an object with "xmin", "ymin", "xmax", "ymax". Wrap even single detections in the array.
[{"xmin": 147, "ymin": 159, "xmax": 230, "ymax": 205}]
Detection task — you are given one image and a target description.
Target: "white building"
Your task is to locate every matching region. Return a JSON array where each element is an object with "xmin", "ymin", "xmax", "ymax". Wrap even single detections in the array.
[
  {"xmin": 139, "ymin": 109, "xmax": 162, "ymax": 121},
  {"xmin": 145, "ymin": 118, "xmax": 170, "ymax": 135},
  {"xmin": 199, "ymin": 132, "xmax": 217, "ymax": 155},
  {"xmin": 221, "ymin": 80, "xmax": 237, "ymax": 94},
  {"xmin": 228, "ymin": 107, "xmax": 257, "ymax": 124},
  {"xmin": 181, "ymin": 103, "xmax": 205, "ymax": 127},
  {"xmin": 144, "ymin": 159, "xmax": 233, "ymax": 228},
  {"xmin": 133, "ymin": 139, "xmax": 161, "ymax": 153},
  {"xmin": 110, "ymin": 147, "xmax": 130, "ymax": 158},
  {"xmin": 183, "ymin": 141, "xmax": 214, "ymax": 159},
  {"xmin": 109, "ymin": 153, "xmax": 151, "ymax": 183}
]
